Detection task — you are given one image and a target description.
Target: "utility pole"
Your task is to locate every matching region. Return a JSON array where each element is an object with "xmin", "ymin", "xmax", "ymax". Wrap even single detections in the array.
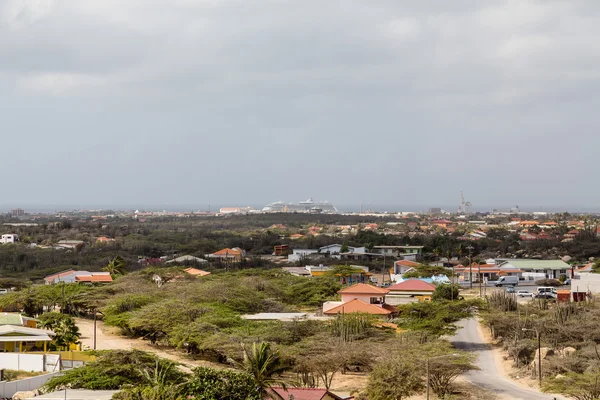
[
  {"xmin": 466, "ymin": 245, "xmax": 474, "ymax": 289},
  {"xmin": 523, "ymin": 328, "xmax": 542, "ymax": 387}
]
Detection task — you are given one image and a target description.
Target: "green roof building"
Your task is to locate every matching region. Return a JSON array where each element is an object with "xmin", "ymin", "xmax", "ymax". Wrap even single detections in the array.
[{"xmin": 497, "ymin": 259, "xmax": 570, "ymax": 279}]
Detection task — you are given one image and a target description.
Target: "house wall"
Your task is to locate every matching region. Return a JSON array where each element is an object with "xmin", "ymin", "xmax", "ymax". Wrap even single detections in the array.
[
  {"xmin": 572, "ymin": 273, "xmax": 600, "ymax": 294},
  {"xmin": 340, "ymin": 294, "xmax": 382, "ymax": 304},
  {"xmin": 323, "ymin": 301, "xmax": 344, "ymax": 313}
]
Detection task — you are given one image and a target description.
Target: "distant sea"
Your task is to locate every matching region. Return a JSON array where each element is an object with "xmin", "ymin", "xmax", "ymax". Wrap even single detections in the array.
[{"xmin": 2, "ymin": 203, "xmax": 599, "ymax": 214}]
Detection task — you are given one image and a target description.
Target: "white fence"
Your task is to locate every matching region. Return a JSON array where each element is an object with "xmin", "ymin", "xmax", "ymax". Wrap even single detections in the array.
[
  {"xmin": 0, "ymin": 353, "xmax": 60, "ymax": 373},
  {"xmin": 0, "ymin": 372, "xmax": 60, "ymax": 398}
]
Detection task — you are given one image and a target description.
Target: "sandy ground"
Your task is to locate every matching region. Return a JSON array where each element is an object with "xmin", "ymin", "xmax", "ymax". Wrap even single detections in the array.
[
  {"xmin": 73, "ymin": 317, "xmax": 508, "ymax": 399},
  {"xmin": 75, "ymin": 318, "xmax": 223, "ymax": 372}
]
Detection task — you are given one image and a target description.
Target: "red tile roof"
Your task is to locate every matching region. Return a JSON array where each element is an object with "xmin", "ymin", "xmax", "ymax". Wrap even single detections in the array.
[
  {"xmin": 211, "ymin": 248, "xmax": 243, "ymax": 256},
  {"xmin": 75, "ymin": 275, "xmax": 113, "ymax": 283},
  {"xmin": 324, "ymin": 299, "xmax": 391, "ymax": 315},
  {"xmin": 388, "ymin": 280, "xmax": 436, "ymax": 292},
  {"xmin": 338, "ymin": 283, "xmax": 389, "ymax": 295},
  {"xmin": 269, "ymin": 388, "xmax": 349, "ymax": 400},
  {"xmin": 395, "ymin": 260, "xmax": 421, "ymax": 267}
]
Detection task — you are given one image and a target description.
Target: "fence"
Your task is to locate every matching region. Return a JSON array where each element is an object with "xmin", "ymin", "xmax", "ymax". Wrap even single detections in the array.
[
  {"xmin": 0, "ymin": 351, "xmax": 95, "ymax": 373},
  {"xmin": 0, "ymin": 372, "xmax": 60, "ymax": 398}
]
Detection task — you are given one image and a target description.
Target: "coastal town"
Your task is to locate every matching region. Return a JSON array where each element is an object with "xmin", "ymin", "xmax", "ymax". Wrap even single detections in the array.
[
  {"xmin": 0, "ymin": 203, "xmax": 597, "ymax": 399},
  {"xmin": 3, "ymin": 0, "xmax": 598, "ymax": 399}
]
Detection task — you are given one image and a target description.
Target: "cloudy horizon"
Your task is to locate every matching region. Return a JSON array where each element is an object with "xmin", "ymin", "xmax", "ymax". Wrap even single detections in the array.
[{"xmin": 1, "ymin": 0, "xmax": 598, "ymax": 209}]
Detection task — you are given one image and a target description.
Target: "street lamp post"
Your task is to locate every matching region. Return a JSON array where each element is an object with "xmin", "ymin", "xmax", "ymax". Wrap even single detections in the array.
[
  {"xmin": 523, "ymin": 328, "xmax": 542, "ymax": 387},
  {"xmin": 426, "ymin": 354, "xmax": 458, "ymax": 400}
]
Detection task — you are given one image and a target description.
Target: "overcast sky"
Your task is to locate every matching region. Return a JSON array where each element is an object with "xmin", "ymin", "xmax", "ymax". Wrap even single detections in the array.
[{"xmin": 1, "ymin": 0, "xmax": 598, "ymax": 211}]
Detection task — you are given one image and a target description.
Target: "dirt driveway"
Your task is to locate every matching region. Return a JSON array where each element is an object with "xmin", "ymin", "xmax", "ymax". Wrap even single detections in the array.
[{"xmin": 75, "ymin": 318, "xmax": 222, "ymax": 371}]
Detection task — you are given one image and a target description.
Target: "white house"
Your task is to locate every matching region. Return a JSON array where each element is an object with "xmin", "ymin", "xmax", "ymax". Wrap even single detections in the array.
[
  {"xmin": 0, "ymin": 234, "xmax": 19, "ymax": 244},
  {"xmin": 287, "ymin": 249, "xmax": 319, "ymax": 262}
]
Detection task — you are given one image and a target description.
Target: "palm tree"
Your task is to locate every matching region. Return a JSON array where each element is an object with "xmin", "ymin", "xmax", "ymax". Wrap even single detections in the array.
[
  {"xmin": 104, "ymin": 255, "xmax": 127, "ymax": 276},
  {"xmin": 240, "ymin": 342, "xmax": 290, "ymax": 398}
]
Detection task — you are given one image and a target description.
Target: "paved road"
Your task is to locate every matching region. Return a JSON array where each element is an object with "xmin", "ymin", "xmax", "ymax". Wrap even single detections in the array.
[{"xmin": 451, "ymin": 319, "xmax": 568, "ymax": 400}]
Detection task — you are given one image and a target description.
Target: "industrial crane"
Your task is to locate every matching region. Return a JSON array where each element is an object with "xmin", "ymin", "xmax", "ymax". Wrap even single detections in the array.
[{"xmin": 458, "ymin": 191, "xmax": 472, "ymax": 214}]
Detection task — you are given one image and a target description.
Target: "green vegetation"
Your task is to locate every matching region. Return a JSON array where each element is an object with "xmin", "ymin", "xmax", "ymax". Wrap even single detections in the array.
[
  {"xmin": 393, "ymin": 300, "xmax": 479, "ymax": 336},
  {"xmin": 39, "ymin": 312, "xmax": 80, "ymax": 350},
  {"xmin": 432, "ymin": 284, "xmax": 461, "ymax": 301},
  {"xmin": 238, "ymin": 342, "xmax": 289, "ymax": 397},
  {"xmin": 44, "ymin": 350, "xmax": 186, "ymax": 391},
  {"xmin": 46, "ymin": 350, "xmax": 260, "ymax": 400}
]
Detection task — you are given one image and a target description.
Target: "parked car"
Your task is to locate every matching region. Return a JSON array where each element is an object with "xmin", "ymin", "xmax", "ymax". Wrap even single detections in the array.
[
  {"xmin": 506, "ymin": 286, "xmax": 515, "ymax": 293},
  {"xmin": 535, "ymin": 293, "xmax": 556, "ymax": 301},
  {"xmin": 517, "ymin": 290, "xmax": 534, "ymax": 298}
]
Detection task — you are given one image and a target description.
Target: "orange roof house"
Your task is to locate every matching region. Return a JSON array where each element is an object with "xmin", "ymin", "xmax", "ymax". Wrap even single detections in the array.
[
  {"xmin": 207, "ymin": 247, "xmax": 245, "ymax": 262},
  {"xmin": 290, "ymin": 233, "xmax": 305, "ymax": 240},
  {"xmin": 44, "ymin": 270, "xmax": 76, "ymax": 284},
  {"xmin": 323, "ymin": 283, "xmax": 390, "ymax": 316},
  {"xmin": 338, "ymin": 283, "xmax": 390, "ymax": 295},
  {"xmin": 269, "ymin": 387, "xmax": 351, "ymax": 400},
  {"xmin": 388, "ymin": 280, "xmax": 436, "ymax": 293},
  {"xmin": 323, "ymin": 299, "xmax": 391, "ymax": 315},
  {"xmin": 392, "ymin": 260, "xmax": 421, "ymax": 274}
]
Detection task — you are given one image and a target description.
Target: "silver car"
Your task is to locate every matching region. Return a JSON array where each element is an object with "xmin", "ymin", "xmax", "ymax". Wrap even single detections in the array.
[{"xmin": 517, "ymin": 290, "xmax": 534, "ymax": 298}]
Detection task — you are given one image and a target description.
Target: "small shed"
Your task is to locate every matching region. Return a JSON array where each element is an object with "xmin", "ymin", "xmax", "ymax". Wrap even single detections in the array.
[{"xmin": 556, "ymin": 290, "xmax": 570, "ymax": 303}]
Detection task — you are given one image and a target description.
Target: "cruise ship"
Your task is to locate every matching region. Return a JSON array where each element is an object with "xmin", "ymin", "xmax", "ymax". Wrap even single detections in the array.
[{"xmin": 262, "ymin": 198, "xmax": 339, "ymax": 214}]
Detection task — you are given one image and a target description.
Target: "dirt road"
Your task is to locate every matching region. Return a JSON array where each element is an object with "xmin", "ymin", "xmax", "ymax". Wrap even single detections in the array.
[
  {"xmin": 75, "ymin": 318, "xmax": 222, "ymax": 371},
  {"xmin": 451, "ymin": 319, "xmax": 567, "ymax": 400}
]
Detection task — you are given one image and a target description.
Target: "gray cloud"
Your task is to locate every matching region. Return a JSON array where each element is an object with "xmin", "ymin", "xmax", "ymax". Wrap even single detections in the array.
[{"xmin": 1, "ymin": 0, "xmax": 599, "ymax": 210}]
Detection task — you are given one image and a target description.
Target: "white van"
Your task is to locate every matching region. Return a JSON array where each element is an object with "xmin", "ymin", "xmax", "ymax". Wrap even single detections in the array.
[
  {"xmin": 537, "ymin": 287, "xmax": 557, "ymax": 295},
  {"xmin": 495, "ymin": 276, "xmax": 519, "ymax": 287}
]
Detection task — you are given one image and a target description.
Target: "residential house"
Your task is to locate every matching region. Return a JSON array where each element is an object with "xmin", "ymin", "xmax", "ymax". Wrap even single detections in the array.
[
  {"xmin": 319, "ymin": 244, "xmax": 366, "ymax": 257},
  {"xmin": 338, "ymin": 251, "xmax": 382, "ymax": 262},
  {"xmin": 385, "ymin": 280, "xmax": 436, "ymax": 305},
  {"xmin": 0, "ymin": 234, "xmax": 19, "ymax": 244},
  {"xmin": 371, "ymin": 245, "xmax": 424, "ymax": 260},
  {"xmin": 287, "ymin": 249, "xmax": 319, "ymax": 262},
  {"xmin": 323, "ymin": 283, "xmax": 391, "ymax": 316},
  {"xmin": 289, "ymin": 233, "xmax": 305, "ymax": 240},
  {"xmin": 453, "ymin": 263, "xmax": 522, "ymax": 282},
  {"xmin": 392, "ymin": 260, "xmax": 421, "ymax": 275},
  {"xmin": 495, "ymin": 259, "xmax": 571, "ymax": 280},
  {"xmin": 281, "ymin": 266, "xmax": 312, "ymax": 277},
  {"xmin": 574, "ymin": 263, "xmax": 593, "ymax": 276},
  {"xmin": 390, "ymin": 260, "xmax": 422, "ymax": 283},
  {"xmin": 0, "ymin": 313, "xmax": 55, "ymax": 352},
  {"xmin": 56, "ymin": 240, "xmax": 85, "ymax": 250},
  {"xmin": 306, "ymin": 265, "xmax": 370, "ymax": 284},
  {"xmin": 269, "ymin": 387, "xmax": 352, "ymax": 400},
  {"xmin": 44, "ymin": 271, "xmax": 112, "ymax": 285},
  {"xmin": 165, "ymin": 255, "xmax": 208, "ymax": 264},
  {"xmin": 207, "ymin": 247, "xmax": 245, "ymax": 262}
]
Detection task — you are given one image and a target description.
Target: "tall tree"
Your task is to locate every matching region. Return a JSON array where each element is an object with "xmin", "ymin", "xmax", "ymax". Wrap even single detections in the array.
[
  {"xmin": 239, "ymin": 342, "xmax": 290, "ymax": 397},
  {"xmin": 105, "ymin": 255, "xmax": 127, "ymax": 276},
  {"xmin": 367, "ymin": 358, "xmax": 423, "ymax": 400}
]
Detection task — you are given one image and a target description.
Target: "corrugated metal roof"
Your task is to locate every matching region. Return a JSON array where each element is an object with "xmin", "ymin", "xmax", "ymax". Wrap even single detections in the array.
[{"xmin": 498, "ymin": 260, "xmax": 570, "ymax": 270}]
